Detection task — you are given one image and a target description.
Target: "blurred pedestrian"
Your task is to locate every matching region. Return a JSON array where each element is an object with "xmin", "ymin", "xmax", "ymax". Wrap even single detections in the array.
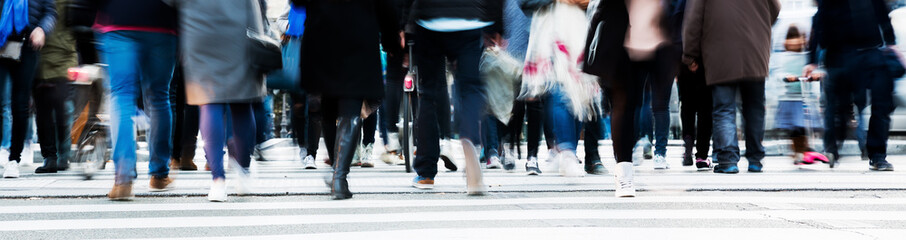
[
  {"xmin": 165, "ymin": 0, "xmax": 270, "ymax": 202},
  {"xmin": 34, "ymin": 0, "xmax": 75, "ymax": 174},
  {"xmin": 296, "ymin": 0, "xmax": 402, "ymax": 200},
  {"xmin": 409, "ymin": 0, "xmax": 503, "ymax": 195},
  {"xmin": 168, "ymin": 64, "xmax": 199, "ymax": 171},
  {"xmin": 521, "ymin": 0, "xmax": 598, "ymax": 179},
  {"xmin": 773, "ymin": 25, "xmax": 829, "ymax": 165},
  {"xmin": 0, "ymin": 0, "xmax": 57, "ymax": 179},
  {"xmin": 671, "ymin": 0, "xmax": 712, "ymax": 170},
  {"xmin": 683, "ymin": 0, "xmax": 779, "ymax": 173},
  {"xmin": 805, "ymin": 0, "xmax": 899, "ymax": 171},
  {"xmin": 94, "ymin": 0, "xmax": 178, "ymax": 200}
]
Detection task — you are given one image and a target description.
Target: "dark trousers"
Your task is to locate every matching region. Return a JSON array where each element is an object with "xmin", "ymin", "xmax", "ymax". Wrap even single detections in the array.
[
  {"xmin": 0, "ymin": 46, "xmax": 38, "ymax": 163},
  {"xmin": 711, "ymin": 81, "xmax": 766, "ymax": 166},
  {"xmin": 824, "ymin": 49, "xmax": 895, "ymax": 161},
  {"xmin": 34, "ymin": 78, "xmax": 71, "ymax": 163},
  {"xmin": 290, "ymin": 92, "xmax": 309, "ymax": 152},
  {"xmin": 306, "ymin": 94, "xmax": 323, "ymax": 158},
  {"xmin": 170, "ymin": 69, "xmax": 199, "ymax": 162},
  {"xmin": 321, "ymin": 97, "xmax": 363, "ymax": 162},
  {"xmin": 604, "ymin": 65, "xmax": 646, "ymax": 163},
  {"xmin": 199, "ymin": 103, "xmax": 254, "ymax": 179},
  {"xmin": 634, "ymin": 46, "xmax": 677, "ymax": 156},
  {"xmin": 363, "ymin": 113, "xmax": 377, "ymax": 145},
  {"xmin": 413, "ymin": 27, "xmax": 485, "ymax": 179},
  {"xmin": 677, "ymin": 66, "xmax": 712, "ymax": 160},
  {"xmin": 507, "ymin": 100, "xmax": 544, "ymax": 158}
]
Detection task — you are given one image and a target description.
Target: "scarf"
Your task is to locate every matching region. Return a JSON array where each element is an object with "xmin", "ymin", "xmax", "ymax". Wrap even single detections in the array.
[{"xmin": 0, "ymin": 0, "xmax": 29, "ymax": 47}]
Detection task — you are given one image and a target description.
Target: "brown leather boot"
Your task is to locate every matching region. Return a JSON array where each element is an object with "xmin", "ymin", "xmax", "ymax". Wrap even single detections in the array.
[
  {"xmin": 149, "ymin": 176, "xmax": 173, "ymax": 192},
  {"xmin": 169, "ymin": 157, "xmax": 180, "ymax": 170},
  {"xmin": 108, "ymin": 183, "xmax": 134, "ymax": 201},
  {"xmin": 180, "ymin": 158, "xmax": 198, "ymax": 171}
]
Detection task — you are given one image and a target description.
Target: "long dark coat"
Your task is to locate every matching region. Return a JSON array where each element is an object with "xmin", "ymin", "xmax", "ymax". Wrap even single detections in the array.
[{"xmin": 296, "ymin": 0, "xmax": 402, "ymax": 100}]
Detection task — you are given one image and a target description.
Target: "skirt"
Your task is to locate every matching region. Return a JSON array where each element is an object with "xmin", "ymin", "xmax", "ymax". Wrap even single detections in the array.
[{"xmin": 775, "ymin": 100, "xmax": 822, "ymax": 130}]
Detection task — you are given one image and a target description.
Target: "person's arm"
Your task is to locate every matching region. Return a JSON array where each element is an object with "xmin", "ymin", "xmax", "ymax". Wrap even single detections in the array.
[
  {"xmin": 37, "ymin": 0, "xmax": 57, "ymax": 34},
  {"xmin": 682, "ymin": 0, "xmax": 704, "ymax": 71},
  {"xmin": 874, "ymin": 0, "xmax": 896, "ymax": 46},
  {"xmin": 805, "ymin": 2, "xmax": 824, "ymax": 76},
  {"xmin": 377, "ymin": 0, "xmax": 403, "ymax": 56}
]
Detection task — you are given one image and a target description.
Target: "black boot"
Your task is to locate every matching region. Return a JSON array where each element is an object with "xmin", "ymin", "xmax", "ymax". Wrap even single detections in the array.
[
  {"xmin": 331, "ymin": 116, "xmax": 363, "ymax": 200},
  {"xmin": 682, "ymin": 135, "xmax": 694, "ymax": 166},
  {"xmin": 57, "ymin": 157, "xmax": 70, "ymax": 171},
  {"xmin": 35, "ymin": 158, "xmax": 58, "ymax": 174}
]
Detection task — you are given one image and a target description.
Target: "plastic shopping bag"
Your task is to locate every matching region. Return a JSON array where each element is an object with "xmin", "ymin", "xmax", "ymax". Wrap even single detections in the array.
[{"xmin": 481, "ymin": 46, "xmax": 524, "ymax": 123}]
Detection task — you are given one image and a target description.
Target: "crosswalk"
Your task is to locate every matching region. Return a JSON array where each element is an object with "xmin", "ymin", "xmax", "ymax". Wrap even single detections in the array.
[{"xmin": 1, "ymin": 193, "xmax": 905, "ymax": 239}]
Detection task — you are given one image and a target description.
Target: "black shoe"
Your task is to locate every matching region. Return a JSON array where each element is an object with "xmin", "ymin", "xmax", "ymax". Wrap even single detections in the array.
[
  {"xmin": 713, "ymin": 165, "xmax": 739, "ymax": 174},
  {"xmin": 35, "ymin": 158, "xmax": 58, "ymax": 174},
  {"xmin": 870, "ymin": 160, "xmax": 894, "ymax": 171},
  {"xmin": 682, "ymin": 153, "xmax": 694, "ymax": 166},
  {"xmin": 35, "ymin": 166, "xmax": 57, "ymax": 174},
  {"xmin": 441, "ymin": 155, "xmax": 458, "ymax": 172}
]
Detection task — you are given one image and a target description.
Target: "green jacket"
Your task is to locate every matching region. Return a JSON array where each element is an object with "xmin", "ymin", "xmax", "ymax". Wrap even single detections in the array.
[{"xmin": 38, "ymin": 0, "xmax": 77, "ymax": 81}]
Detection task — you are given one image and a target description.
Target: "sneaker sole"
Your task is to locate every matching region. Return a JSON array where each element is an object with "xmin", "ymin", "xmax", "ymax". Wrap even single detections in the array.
[
  {"xmin": 148, "ymin": 188, "xmax": 171, "ymax": 192},
  {"xmin": 412, "ymin": 184, "xmax": 434, "ymax": 189},
  {"xmin": 526, "ymin": 171, "xmax": 540, "ymax": 176},
  {"xmin": 870, "ymin": 167, "xmax": 894, "ymax": 171}
]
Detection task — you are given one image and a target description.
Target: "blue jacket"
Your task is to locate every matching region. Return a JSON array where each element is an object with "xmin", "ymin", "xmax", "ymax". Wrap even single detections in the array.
[{"xmin": 21, "ymin": 0, "xmax": 57, "ymax": 36}]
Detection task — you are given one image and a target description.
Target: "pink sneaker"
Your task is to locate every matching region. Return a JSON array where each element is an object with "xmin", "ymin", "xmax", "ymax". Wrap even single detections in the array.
[
  {"xmin": 794, "ymin": 153, "xmax": 814, "ymax": 165},
  {"xmin": 804, "ymin": 152, "xmax": 830, "ymax": 164}
]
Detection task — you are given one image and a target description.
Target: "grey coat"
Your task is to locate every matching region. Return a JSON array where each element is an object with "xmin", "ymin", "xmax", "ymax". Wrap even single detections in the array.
[{"xmin": 166, "ymin": 0, "xmax": 267, "ymax": 105}]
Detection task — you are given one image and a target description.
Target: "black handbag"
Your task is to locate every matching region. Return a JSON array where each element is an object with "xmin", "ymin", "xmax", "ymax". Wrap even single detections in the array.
[{"xmin": 248, "ymin": 0, "xmax": 283, "ymax": 73}]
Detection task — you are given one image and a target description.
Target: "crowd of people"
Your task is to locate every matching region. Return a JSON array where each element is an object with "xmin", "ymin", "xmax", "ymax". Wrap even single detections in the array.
[{"xmin": 0, "ymin": 0, "xmax": 900, "ymax": 202}]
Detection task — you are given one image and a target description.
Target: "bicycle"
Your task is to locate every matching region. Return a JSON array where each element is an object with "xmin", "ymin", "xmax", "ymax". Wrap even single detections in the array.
[
  {"xmin": 400, "ymin": 40, "xmax": 417, "ymax": 173},
  {"xmin": 69, "ymin": 64, "xmax": 110, "ymax": 180}
]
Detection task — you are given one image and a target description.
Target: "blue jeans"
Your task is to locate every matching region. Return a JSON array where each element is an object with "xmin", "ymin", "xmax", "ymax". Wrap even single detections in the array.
[
  {"xmin": 99, "ymin": 31, "xmax": 177, "ymax": 184},
  {"xmin": 711, "ymin": 81, "xmax": 766, "ymax": 166},
  {"xmin": 545, "ymin": 86, "xmax": 582, "ymax": 152},
  {"xmin": 200, "ymin": 103, "xmax": 255, "ymax": 179},
  {"xmin": 0, "ymin": 45, "xmax": 39, "ymax": 162}
]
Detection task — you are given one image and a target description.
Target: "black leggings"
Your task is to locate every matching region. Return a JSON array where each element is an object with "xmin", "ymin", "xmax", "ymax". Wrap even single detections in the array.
[{"xmin": 604, "ymin": 68, "xmax": 646, "ymax": 163}]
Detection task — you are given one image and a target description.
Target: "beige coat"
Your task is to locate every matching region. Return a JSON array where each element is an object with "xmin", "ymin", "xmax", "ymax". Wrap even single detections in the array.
[{"xmin": 682, "ymin": 0, "xmax": 780, "ymax": 85}]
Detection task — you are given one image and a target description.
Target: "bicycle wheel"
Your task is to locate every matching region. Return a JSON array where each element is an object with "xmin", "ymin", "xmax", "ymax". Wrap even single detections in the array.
[
  {"xmin": 402, "ymin": 92, "xmax": 413, "ymax": 173},
  {"xmin": 76, "ymin": 128, "xmax": 109, "ymax": 180}
]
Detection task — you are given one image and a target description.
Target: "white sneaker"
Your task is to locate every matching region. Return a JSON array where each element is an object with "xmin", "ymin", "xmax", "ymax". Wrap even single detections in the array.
[
  {"xmin": 20, "ymin": 143, "xmax": 33, "ymax": 167},
  {"xmin": 380, "ymin": 152, "xmax": 403, "ymax": 165},
  {"xmin": 487, "ymin": 156, "xmax": 503, "ymax": 169},
  {"xmin": 440, "ymin": 139, "xmax": 454, "ymax": 160},
  {"xmin": 0, "ymin": 148, "xmax": 8, "ymax": 168},
  {"xmin": 302, "ymin": 155, "xmax": 317, "ymax": 169},
  {"xmin": 230, "ymin": 159, "xmax": 252, "ymax": 195},
  {"xmin": 653, "ymin": 155, "xmax": 670, "ymax": 170},
  {"xmin": 543, "ymin": 150, "xmax": 560, "ymax": 173},
  {"xmin": 632, "ymin": 146, "xmax": 644, "ymax": 166},
  {"xmin": 559, "ymin": 151, "xmax": 585, "ymax": 178},
  {"xmin": 3, "ymin": 161, "xmax": 19, "ymax": 178},
  {"xmin": 208, "ymin": 179, "xmax": 227, "ymax": 202},
  {"xmin": 361, "ymin": 144, "xmax": 375, "ymax": 168},
  {"xmin": 462, "ymin": 141, "xmax": 487, "ymax": 196},
  {"xmin": 386, "ymin": 132, "xmax": 401, "ymax": 153},
  {"xmin": 352, "ymin": 143, "xmax": 363, "ymax": 166},
  {"xmin": 614, "ymin": 162, "xmax": 636, "ymax": 198}
]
